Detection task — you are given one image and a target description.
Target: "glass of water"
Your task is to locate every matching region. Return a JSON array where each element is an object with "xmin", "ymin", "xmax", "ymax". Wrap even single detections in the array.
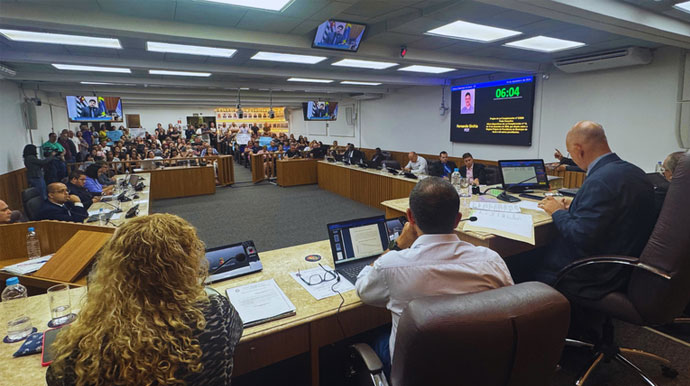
[
  {"xmin": 47, "ymin": 284, "xmax": 76, "ymax": 326},
  {"xmin": 459, "ymin": 177, "xmax": 470, "ymax": 197}
]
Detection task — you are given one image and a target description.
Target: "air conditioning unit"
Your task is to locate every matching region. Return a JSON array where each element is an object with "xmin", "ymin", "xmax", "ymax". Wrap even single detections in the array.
[
  {"xmin": 21, "ymin": 101, "xmax": 38, "ymax": 130},
  {"xmin": 553, "ymin": 47, "xmax": 652, "ymax": 73},
  {"xmin": 349, "ymin": 93, "xmax": 383, "ymax": 101}
]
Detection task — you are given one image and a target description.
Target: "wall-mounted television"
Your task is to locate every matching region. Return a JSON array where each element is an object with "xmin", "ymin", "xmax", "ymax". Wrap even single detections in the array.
[
  {"xmin": 66, "ymin": 96, "xmax": 123, "ymax": 122},
  {"xmin": 450, "ymin": 76, "xmax": 535, "ymax": 146},
  {"xmin": 302, "ymin": 101, "xmax": 338, "ymax": 121},
  {"xmin": 312, "ymin": 20, "xmax": 366, "ymax": 52}
]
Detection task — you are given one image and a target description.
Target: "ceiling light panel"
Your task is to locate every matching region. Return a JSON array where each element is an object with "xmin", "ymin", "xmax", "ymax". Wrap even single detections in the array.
[
  {"xmin": 331, "ymin": 59, "xmax": 398, "ymax": 70},
  {"xmin": 200, "ymin": 0, "xmax": 294, "ymax": 12},
  {"xmin": 426, "ymin": 20, "xmax": 522, "ymax": 43},
  {"xmin": 251, "ymin": 52, "xmax": 327, "ymax": 64},
  {"xmin": 149, "ymin": 70, "xmax": 212, "ymax": 77},
  {"xmin": 147, "ymin": 41, "xmax": 237, "ymax": 57},
  {"xmin": 398, "ymin": 65, "xmax": 455, "ymax": 74},
  {"xmin": 503, "ymin": 35, "xmax": 585, "ymax": 53},
  {"xmin": 52, "ymin": 64, "xmax": 131, "ymax": 73},
  {"xmin": 0, "ymin": 29, "xmax": 121, "ymax": 48},
  {"xmin": 287, "ymin": 78, "xmax": 333, "ymax": 83},
  {"xmin": 340, "ymin": 81, "xmax": 382, "ymax": 86}
]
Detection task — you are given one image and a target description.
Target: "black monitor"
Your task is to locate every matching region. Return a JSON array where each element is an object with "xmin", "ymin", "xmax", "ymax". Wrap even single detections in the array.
[{"xmin": 498, "ymin": 159, "xmax": 549, "ymax": 192}]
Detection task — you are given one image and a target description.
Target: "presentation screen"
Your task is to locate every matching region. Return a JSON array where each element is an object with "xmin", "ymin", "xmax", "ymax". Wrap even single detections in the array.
[
  {"xmin": 66, "ymin": 96, "xmax": 123, "ymax": 122},
  {"xmin": 312, "ymin": 20, "xmax": 366, "ymax": 52},
  {"xmin": 302, "ymin": 101, "xmax": 338, "ymax": 121},
  {"xmin": 450, "ymin": 76, "xmax": 535, "ymax": 146}
]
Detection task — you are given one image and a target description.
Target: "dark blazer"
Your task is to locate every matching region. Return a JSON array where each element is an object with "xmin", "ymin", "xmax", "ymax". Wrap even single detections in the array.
[
  {"xmin": 343, "ymin": 149, "xmax": 364, "ymax": 165},
  {"xmin": 439, "ymin": 161, "xmax": 458, "ymax": 178},
  {"xmin": 561, "ymin": 157, "xmax": 585, "ymax": 173},
  {"xmin": 38, "ymin": 200, "xmax": 89, "ymax": 223},
  {"xmin": 459, "ymin": 163, "xmax": 486, "ymax": 184},
  {"xmin": 67, "ymin": 182, "xmax": 95, "ymax": 211},
  {"xmin": 537, "ymin": 153, "xmax": 655, "ymax": 300},
  {"xmin": 370, "ymin": 153, "xmax": 386, "ymax": 168}
]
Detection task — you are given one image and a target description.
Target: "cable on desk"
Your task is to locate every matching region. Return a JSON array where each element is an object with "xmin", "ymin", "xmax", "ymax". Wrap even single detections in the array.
[{"xmin": 330, "ymin": 279, "xmax": 347, "ymax": 339}]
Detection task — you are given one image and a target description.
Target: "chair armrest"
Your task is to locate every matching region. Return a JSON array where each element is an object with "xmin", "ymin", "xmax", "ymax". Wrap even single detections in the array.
[
  {"xmin": 554, "ymin": 255, "xmax": 671, "ymax": 288},
  {"xmin": 350, "ymin": 343, "xmax": 384, "ymax": 373}
]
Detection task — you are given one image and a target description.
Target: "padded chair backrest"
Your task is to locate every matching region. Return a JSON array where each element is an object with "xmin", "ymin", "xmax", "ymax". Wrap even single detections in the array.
[
  {"xmin": 22, "ymin": 187, "xmax": 40, "ymax": 207},
  {"xmin": 391, "ymin": 282, "xmax": 570, "ymax": 386},
  {"xmin": 25, "ymin": 197, "xmax": 44, "ymax": 221},
  {"xmin": 382, "ymin": 160, "xmax": 401, "ymax": 170},
  {"xmin": 629, "ymin": 153, "xmax": 690, "ymax": 324}
]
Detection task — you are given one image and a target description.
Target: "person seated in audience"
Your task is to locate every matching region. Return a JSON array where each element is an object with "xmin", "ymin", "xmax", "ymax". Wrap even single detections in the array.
[
  {"xmin": 38, "ymin": 182, "xmax": 88, "ymax": 223},
  {"xmin": 66, "ymin": 170, "xmax": 99, "ymax": 211},
  {"xmin": 356, "ymin": 177, "xmax": 513, "ymax": 378},
  {"xmin": 285, "ymin": 143, "xmax": 301, "ymax": 159},
  {"xmin": 96, "ymin": 161, "xmax": 116, "ymax": 186},
  {"xmin": 256, "ymin": 145, "xmax": 274, "ymax": 178},
  {"xmin": 509, "ymin": 121, "xmax": 655, "ymax": 301},
  {"xmin": 458, "ymin": 152, "xmax": 485, "ymax": 185},
  {"xmin": 84, "ymin": 164, "xmax": 114, "ymax": 196},
  {"xmin": 437, "ymin": 151, "xmax": 458, "ymax": 179},
  {"xmin": 309, "ymin": 141, "xmax": 326, "ymax": 159},
  {"xmin": 342, "ymin": 144, "xmax": 364, "ymax": 165},
  {"xmin": 369, "ymin": 147, "xmax": 386, "ymax": 168},
  {"xmin": 553, "ymin": 149, "xmax": 585, "ymax": 172},
  {"xmin": 329, "ymin": 140, "xmax": 343, "ymax": 160},
  {"xmin": 200, "ymin": 142, "xmax": 219, "ymax": 157},
  {"xmin": 46, "ymin": 215, "xmax": 243, "ymax": 385},
  {"xmin": 403, "ymin": 151, "xmax": 427, "ymax": 174},
  {"xmin": 0, "ymin": 199, "xmax": 26, "ymax": 224}
]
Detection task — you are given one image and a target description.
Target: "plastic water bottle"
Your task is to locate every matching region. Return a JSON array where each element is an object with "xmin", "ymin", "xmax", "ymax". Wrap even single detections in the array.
[
  {"xmin": 98, "ymin": 208, "xmax": 105, "ymax": 225},
  {"xmin": 655, "ymin": 161, "xmax": 663, "ymax": 174},
  {"xmin": 1, "ymin": 277, "xmax": 33, "ymax": 342},
  {"xmin": 26, "ymin": 227, "xmax": 41, "ymax": 260},
  {"xmin": 451, "ymin": 168, "xmax": 461, "ymax": 194}
]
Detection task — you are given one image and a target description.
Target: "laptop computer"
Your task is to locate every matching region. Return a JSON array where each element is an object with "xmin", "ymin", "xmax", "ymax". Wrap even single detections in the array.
[
  {"xmin": 498, "ymin": 159, "xmax": 550, "ymax": 193},
  {"xmin": 205, "ymin": 240, "xmax": 263, "ymax": 284},
  {"xmin": 327, "ymin": 215, "xmax": 390, "ymax": 285}
]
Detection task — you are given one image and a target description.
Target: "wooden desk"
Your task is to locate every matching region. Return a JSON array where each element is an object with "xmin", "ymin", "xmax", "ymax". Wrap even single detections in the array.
[
  {"xmin": 146, "ymin": 166, "xmax": 216, "ymax": 199},
  {"xmin": 318, "ymin": 161, "xmax": 417, "ymax": 211},
  {"xmin": 382, "ymin": 197, "xmax": 557, "ymax": 258},
  {"xmin": 277, "ymin": 159, "xmax": 318, "ymax": 187},
  {"xmin": 1, "ymin": 240, "xmax": 390, "ymax": 386}
]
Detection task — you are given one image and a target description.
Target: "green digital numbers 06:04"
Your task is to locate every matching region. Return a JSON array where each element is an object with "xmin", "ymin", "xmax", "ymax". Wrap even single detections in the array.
[{"xmin": 495, "ymin": 86, "xmax": 520, "ymax": 99}]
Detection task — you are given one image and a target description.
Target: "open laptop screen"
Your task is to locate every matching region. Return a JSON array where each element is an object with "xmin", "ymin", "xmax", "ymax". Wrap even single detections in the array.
[
  {"xmin": 327, "ymin": 215, "xmax": 388, "ymax": 265},
  {"xmin": 498, "ymin": 159, "xmax": 549, "ymax": 191}
]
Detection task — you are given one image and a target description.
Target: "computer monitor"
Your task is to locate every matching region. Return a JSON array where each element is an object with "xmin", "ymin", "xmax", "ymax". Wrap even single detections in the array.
[
  {"xmin": 128, "ymin": 174, "xmax": 140, "ymax": 186},
  {"xmin": 327, "ymin": 215, "xmax": 388, "ymax": 265},
  {"xmin": 498, "ymin": 159, "xmax": 549, "ymax": 192}
]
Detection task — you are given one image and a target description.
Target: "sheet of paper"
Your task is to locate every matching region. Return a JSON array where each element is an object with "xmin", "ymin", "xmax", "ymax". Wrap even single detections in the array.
[
  {"xmin": 470, "ymin": 201, "xmax": 521, "ymax": 213},
  {"xmin": 518, "ymin": 200, "xmax": 545, "ymax": 212},
  {"xmin": 2, "ymin": 254, "xmax": 53, "ymax": 275},
  {"xmin": 88, "ymin": 208, "xmax": 114, "ymax": 216},
  {"xmin": 348, "ymin": 224, "xmax": 384, "ymax": 259},
  {"xmin": 110, "ymin": 213, "xmax": 122, "ymax": 220},
  {"xmin": 290, "ymin": 265, "xmax": 355, "ymax": 300},
  {"xmin": 464, "ymin": 210, "xmax": 535, "ymax": 245},
  {"xmin": 225, "ymin": 279, "xmax": 295, "ymax": 326}
]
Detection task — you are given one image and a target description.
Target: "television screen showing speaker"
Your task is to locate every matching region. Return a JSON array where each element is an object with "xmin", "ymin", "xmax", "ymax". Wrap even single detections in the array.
[
  {"xmin": 312, "ymin": 20, "xmax": 366, "ymax": 52},
  {"xmin": 303, "ymin": 101, "xmax": 338, "ymax": 121},
  {"xmin": 450, "ymin": 76, "xmax": 535, "ymax": 146},
  {"xmin": 66, "ymin": 96, "xmax": 123, "ymax": 122}
]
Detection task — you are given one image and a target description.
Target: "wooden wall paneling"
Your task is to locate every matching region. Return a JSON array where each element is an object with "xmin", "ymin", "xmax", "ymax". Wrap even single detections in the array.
[
  {"xmin": 277, "ymin": 159, "xmax": 318, "ymax": 187},
  {"xmin": 0, "ymin": 168, "xmax": 28, "ymax": 214},
  {"xmin": 390, "ymin": 179, "xmax": 416, "ymax": 201},
  {"xmin": 317, "ymin": 162, "xmax": 351, "ymax": 199},
  {"xmin": 251, "ymin": 154, "xmax": 265, "ymax": 183},
  {"xmin": 216, "ymin": 155, "xmax": 234, "ymax": 185},
  {"xmin": 350, "ymin": 169, "xmax": 391, "ymax": 210},
  {"xmin": 149, "ymin": 166, "xmax": 216, "ymax": 199}
]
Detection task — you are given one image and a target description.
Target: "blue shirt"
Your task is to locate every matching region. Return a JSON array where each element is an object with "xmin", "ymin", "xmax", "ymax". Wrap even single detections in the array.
[
  {"xmin": 84, "ymin": 176, "xmax": 103, "ymax": 194},
  {"xmin": 586, "ymin": 152, "xmax": 612, "ymax": 176}
]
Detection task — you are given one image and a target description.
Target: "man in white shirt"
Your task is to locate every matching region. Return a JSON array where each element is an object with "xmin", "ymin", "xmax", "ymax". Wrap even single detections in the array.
[
  {"xmin": 403, "ymin": 152, "xmax": 427, "ymax": 174},
  {"xmin": 355, "ymin": 177, "xmax": 513, "ymax": 378}
]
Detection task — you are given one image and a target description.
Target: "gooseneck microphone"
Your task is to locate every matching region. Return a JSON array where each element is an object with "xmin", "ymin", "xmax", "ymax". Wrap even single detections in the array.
[
  {"xmin": 495, "ymin": 175, "xmax": 538, "ymax": 203},
  {"xmin": 460, "ymin": 216, "xmax": 478, "ymax": 222}
]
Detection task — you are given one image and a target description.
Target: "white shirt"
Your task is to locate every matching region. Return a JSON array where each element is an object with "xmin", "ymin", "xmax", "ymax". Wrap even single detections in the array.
[
  {"xmin": 355, "ymin": 233, "xmax": 513, "ymax": 359},
  {"xmin": 405, "ymin": 156, "xmax": 428, "ymax": 174}
]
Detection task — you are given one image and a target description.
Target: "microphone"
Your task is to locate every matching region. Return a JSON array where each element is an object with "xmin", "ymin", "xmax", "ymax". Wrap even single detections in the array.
[
  {"xmin": 460, "ymin": 216, "xmax": 478, "ymax": 222},
  {"xmin": 493, "ymin": 175, "xmax": 538, "ymax": 203},
  {"xmin": 210, "ymin": 253, "xmax": 246, "ymax": 275}
]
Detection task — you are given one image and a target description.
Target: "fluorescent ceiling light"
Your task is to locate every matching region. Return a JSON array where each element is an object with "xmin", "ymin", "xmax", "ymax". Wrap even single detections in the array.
[
  {"xmin": 503, "ymin": 35, "xmax": 586, "ymax": 53},
  {"xmin": 251, "ymin": 51, "xmax": 327, "ymax": 64},
  {"xmin": 147, "ymin": 41, "xmax": 236, "ymax": 57},
  {"xmin": 0, "ymin": 28, "xmax": 121, "ymax": 49},
  {"xmin": 426, "ymin": 20, "xmax": 522, "ymax": 43},
  {"xmin": 200, "ymin": 0, "xmax": 293, "ymax": 12},
  {"xmin": 80, "ymin": 81, "xmax": 136, "ymax": 86},
  {"xmin": 287, "ymin": 77, "xmax": 333, "ymax": 83},
  {"xmin": 149, "ymin": 69, "xmax": 211, "ymax": 77},
  {"xmin": 340, "ymin": 81, "xmax": 382, "ymax": 86},
  {"xmin": 52, "ymin": 64, "xmax": 131, "ymax": 73},
  {"xmin": 674, "ymin": 1, "xmax": 690, "ymax": 13},
  {"xmin": 331, "ymin": 59, "xmax": 398, "ymax": 70},
  {"xmin": 398, "ymin": 65, "xmax": 455, "ymax": 74}
]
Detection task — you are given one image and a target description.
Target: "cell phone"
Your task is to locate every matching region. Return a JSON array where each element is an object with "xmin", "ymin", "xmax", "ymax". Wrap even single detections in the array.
[{"xmin": 41, "ymin": 326, "xmax": 65, "ymax": 367}]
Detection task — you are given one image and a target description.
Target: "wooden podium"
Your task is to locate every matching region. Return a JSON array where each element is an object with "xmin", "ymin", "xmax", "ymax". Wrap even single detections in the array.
[{"xmin": 33, "ymin": 230, "xmax": 112, "ymax": 283}]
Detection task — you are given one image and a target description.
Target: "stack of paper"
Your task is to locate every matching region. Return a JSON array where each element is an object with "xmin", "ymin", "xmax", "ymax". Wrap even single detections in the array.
[
  {"xmin": 225, "ymin": 279, "xmax": 296, "ymax": 327},
  {"xmin": 464, "ymin": 210, "xmax": 535, "ymax": 245},
  {"xmin": 2, "ymin": 255, "xmax": 53, "ymax": 275},
  {"xmin": 469, "ymin": 201, "xmax": 521, "ymax": 213}
]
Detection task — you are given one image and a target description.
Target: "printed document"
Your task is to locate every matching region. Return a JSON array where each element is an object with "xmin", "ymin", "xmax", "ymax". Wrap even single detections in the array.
[
  {"xmin": 225, "ymin": 279, "xmax": 296, "ymax": 327},
  {"xmin": 290, "ymin": 265, "xmax": 355, "ymax": 300}
]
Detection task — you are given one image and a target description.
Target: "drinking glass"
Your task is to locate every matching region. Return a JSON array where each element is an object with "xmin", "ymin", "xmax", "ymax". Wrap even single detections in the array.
[
  {"xmin": 47, "ymin": 284, "xmax": 76, "ymax": 326},
  {"xmin": 459, "ymin": 177, "xmax": 470, "ymax": 197}
]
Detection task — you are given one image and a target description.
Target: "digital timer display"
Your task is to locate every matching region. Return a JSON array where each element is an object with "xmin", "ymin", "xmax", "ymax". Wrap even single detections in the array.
[{"xmin": 450, "ymin": 76, "xmax": 535, "ymax": 147}]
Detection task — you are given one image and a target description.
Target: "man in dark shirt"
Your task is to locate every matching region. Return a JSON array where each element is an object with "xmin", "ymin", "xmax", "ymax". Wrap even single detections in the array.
[
  {"xmin": 38, "ymin": 183, "xmax": 89, "ymax": 223},
  {"xmin": 285, "ymin": 144, "xmax": 301, "ymax": 159},
  {"xmin": 67, "ymin": 170, "xmax": 99, "ymax": 211},
  {"xmin": 370, "ymin": 148, "xmax": 385, "ymax": 168}
]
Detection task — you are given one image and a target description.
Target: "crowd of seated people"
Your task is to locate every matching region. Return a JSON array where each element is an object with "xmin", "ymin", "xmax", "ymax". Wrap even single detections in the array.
[{"xmin": 235, "ymin": 133, "xmax": 332, "ymax": 178}]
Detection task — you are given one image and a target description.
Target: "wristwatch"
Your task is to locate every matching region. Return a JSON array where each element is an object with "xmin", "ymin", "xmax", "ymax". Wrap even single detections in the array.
[{"xmin": 388, "ymin": 239, "xmax": 402, "ymax": 251}]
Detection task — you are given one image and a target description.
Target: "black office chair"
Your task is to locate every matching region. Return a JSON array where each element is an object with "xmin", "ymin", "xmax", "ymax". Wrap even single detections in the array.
[
  {"xmin": 349, "ymin": 282, "xmax": 570, "ymax": 386},
  {"xmin": 22, "ymin": 187, "xmax": 40, "ymax": 213},
  {"xmin": 25, "ymin": 196, "xmax": 44, "ymax": 221},
  {"xmin": 554, "ymin": 154, "xmax": 690, "ymax": 385},
  {"xmin": 381, "ymin": 160, "xmax": 401, "ymax": 170}
]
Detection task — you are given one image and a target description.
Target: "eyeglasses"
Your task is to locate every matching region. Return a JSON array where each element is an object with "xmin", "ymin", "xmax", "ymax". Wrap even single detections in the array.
[{"xmin": 297, "ymin": 263, "xmax": 339, "ymax": 286}]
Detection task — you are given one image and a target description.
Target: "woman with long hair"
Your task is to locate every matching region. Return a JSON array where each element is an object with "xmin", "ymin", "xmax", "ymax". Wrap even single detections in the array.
[{"xmin": 47, "ymin": 214, "xmax": 243, "ymax": 386}]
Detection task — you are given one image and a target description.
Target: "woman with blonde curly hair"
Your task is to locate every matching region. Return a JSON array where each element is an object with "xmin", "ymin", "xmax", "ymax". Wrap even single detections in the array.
[{"xmin": 46, "ymin": 214, "xmax": 243, "ymax": 386}]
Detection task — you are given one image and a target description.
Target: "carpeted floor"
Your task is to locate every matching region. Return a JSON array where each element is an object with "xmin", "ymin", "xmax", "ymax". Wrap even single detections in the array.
[{"xmin": 153, "ymin": 162, "xmax": 690, "ymax": 386}]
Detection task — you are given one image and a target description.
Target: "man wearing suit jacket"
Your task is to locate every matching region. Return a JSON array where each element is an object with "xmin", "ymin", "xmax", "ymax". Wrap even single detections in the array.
[
  {"xmin": 343, "ymin": 144, "xmax": 364, "ymax": 165},
  {"xmin": 38, "ymin": 182, "xmax": 89, "ymax": 223},
  {"xmin": 527, "ymin": 121, "xmax": 655, "ymax": 300},
  {"xmin": 438, "ymin": 151, "xmax": 457, "ymax": 178},
  {"xmin": 458, "ymin": 153, "xmax": 485, "ymax": 185}
]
